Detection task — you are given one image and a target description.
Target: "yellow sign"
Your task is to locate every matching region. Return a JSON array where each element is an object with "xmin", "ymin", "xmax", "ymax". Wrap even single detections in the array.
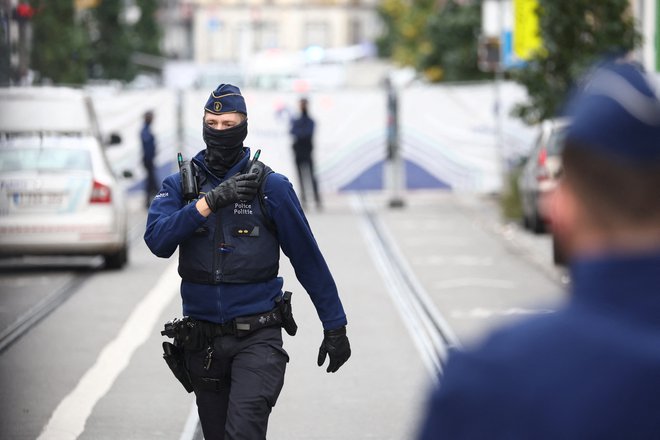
[{"xmin": 513, "ymin": 0, "xmax": 542, "ymax": 60}]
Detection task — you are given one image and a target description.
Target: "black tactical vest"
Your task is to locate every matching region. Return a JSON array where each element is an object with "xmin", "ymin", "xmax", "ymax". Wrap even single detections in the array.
[{"xmin": 178, "ymin": 163, "xmax": 279, "ymax": 284}]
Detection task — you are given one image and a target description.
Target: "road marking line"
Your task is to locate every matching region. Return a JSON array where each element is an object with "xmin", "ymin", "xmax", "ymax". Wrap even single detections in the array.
[
  {"xmin": 433, "ymin": 278, "xmax": 515, "ymax": 290},
  {"xmin": 37, "ymin": 260, "xmax": 180, "ymax": 440},
  {"xmin": 412, "ymin": 255, "xmax": 494, "ymax": 266},
  {"xmin": 179, "ymin": 399, "xmax": 200, "ymax": 440},
  {"xmin": 451, "ymin": 307, "xmax": 554, "ymax": 319}
]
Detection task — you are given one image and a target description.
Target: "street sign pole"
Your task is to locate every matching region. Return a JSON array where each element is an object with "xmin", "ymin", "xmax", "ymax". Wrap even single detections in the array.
[{"xmin": 386, "ymin": 78, "xmax": 405, "ymax": 208}]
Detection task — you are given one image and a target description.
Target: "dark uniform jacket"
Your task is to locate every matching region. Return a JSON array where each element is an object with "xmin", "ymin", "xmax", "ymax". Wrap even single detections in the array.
[
  {"xmin": 418, "ymin": 249, "xmax": 660, "ymax": 439},
  {"xmin": 290, "ymin": 115, "xmax": 315, "ymax": 161},
  {"xmin": 144, "ymin": 147, "xmax": 347, "ymax": 330},
  {"xmin": 141, "ymin": 123, "xmax": 155, "ymax": 168}
]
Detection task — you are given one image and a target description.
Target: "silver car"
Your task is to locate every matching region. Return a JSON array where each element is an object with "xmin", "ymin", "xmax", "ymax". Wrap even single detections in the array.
[
  {"xmin": 0, "ymin": 87, "xmax": 128, "ymax": 268},
  {"xmin": 518, "ymin": 118, "xmax": 569, "ymax": 233}
]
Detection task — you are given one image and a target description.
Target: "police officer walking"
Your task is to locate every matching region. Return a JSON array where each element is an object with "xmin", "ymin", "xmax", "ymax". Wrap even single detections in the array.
[
  {"xmin": 417, "ymin": 59, "xmax": 660, "ymax": 438},
  {"xmin": 144, "ymin": 84, "xmax": 351, "ymax": 440}
]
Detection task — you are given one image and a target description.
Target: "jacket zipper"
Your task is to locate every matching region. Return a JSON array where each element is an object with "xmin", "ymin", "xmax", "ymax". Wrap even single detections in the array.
[{"xmin": 214, "ymin": 208, "xmax": 224, "ymax": 283}]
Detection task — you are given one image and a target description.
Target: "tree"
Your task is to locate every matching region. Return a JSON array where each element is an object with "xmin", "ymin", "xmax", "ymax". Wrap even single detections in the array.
[
  {"xmin": 420, "ymin": 0, "xmax": 488, "ymax": 82},
  {"xmin": 377, "ymin": 0, "xmax": 487, "ymax": 83},
  {"xmin": 512, "ymin": 0, "xmax": 640, "ymax": 124},
  {"xmin": 133, "ymin": 0, "xmax": 161, "ymax": 56},
  {"xmin": 31, "ymin": 0, "xmax": 92, "ymax": 84},
  {"xmin": 90, "ymin": 0, "xmax": 137, "ymax": 81}
]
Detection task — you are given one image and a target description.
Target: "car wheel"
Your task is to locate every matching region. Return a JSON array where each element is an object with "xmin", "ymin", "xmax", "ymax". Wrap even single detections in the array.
[
  {"xmin": 521, "ymin": 213, "xmax": 530, "ymax": 230},
  {"xmin": 104, "ymin": 246, "xmax": 128, "ymax": 269},
  {"xmin": 530, "ymin": 211, "xmax": 546, "ymax": 234},
  {"xmin": 552, "ymin": 237, "xmax": 566, "ymax": 266}
]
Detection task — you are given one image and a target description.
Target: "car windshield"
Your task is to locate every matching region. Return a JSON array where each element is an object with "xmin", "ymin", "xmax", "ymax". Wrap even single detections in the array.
[
  {"xmin": 0, "ymin": 148, "xmax": 91, "ymax": 173},
  {"xmin": 547, "ymin": 127, "xmax": 568, "ymax": 155}
]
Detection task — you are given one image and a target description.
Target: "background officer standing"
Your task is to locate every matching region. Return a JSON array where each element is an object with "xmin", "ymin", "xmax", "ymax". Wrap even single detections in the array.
[
  {"xmin": 140, "ymin": 110, "xmax": 158, "ymax": 209},
  {"xmin": 289, "ymin": 97, "xmax": 322, "ymax": 210},
  {"xmin": 417, "ymin": 59, "xmax": 660, "ymax": 438},
  {"xmin": 144, "ymin": 84, "xmax": 351, "ymax": 440}
]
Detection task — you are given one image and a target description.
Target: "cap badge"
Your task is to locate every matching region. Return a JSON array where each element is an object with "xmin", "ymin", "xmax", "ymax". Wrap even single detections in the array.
[{"xmin": 214, "ymin": 102, "xmax": 222, "ymax": 112}]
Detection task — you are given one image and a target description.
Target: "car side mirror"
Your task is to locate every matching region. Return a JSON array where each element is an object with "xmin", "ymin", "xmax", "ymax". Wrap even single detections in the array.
[{"xmin": 108, "ymin": 133, "xmax": 122, "ymax": 146}]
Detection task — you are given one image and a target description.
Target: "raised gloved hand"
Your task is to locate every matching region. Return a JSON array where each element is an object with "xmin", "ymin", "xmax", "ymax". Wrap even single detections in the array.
[
  {"xmin": 317, "ymin": 326, "xmax": 351, "ymax": 373},
  {"xmin": 204, "ymin": 173, "xmax": 259, "ymax": 212}
]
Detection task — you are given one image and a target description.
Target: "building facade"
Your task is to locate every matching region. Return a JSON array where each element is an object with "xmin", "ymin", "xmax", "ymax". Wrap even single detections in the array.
[
  {"xmin": 162, "ymin": 0, "xmax": 381, "ymax": 64},
  {"xmin": 630, "ymin": 0, "xmax": 659, "ymax": 72}
]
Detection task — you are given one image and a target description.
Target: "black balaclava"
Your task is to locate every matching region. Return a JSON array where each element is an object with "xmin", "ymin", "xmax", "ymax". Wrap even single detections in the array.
[{"xmin": 203, "ymin": 119, "xmax": 248, "ymax": 176}]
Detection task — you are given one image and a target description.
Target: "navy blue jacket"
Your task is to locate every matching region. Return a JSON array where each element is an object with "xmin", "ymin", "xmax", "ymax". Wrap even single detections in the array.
[
  {"xmin": 418, "ymin": 249, "xmax": 660, "ymax": 439},
  {"xmin": 290, "ymin": 115, "xmax": 315, "ymax": 160},
  {"xmin": 141, "ymin": 123, "xmax": 156, "ymax": 166},
  {"xmin": 144, "ymin": 147, "xmax": 347, "ymax": 330}
]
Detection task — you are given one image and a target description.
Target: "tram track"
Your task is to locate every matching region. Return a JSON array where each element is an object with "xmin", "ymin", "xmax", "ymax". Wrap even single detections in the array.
[
  {"xmin": 351, "ymin": 194, "xmax": 461, "ymax": 379},
  {"xmin": 0, "ymin": 213, "xmax": 146, "ymax": 354},
  {"xmin": 0, "ymin": 266, "xmax": 99, "ymax": 354}
]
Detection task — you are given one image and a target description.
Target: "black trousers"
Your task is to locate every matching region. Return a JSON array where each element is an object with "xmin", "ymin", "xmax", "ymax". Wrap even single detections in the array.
[
  {"xmin": 185, "ymin": 327, "xmax": 289, "ymax": 440},
  {"xmin": 144, "ymin": 161, "xmax": 158, "ymax": 208},
  {"xmin": 294, "ymin": 157, "xmax": 321, "ymax": 207}
]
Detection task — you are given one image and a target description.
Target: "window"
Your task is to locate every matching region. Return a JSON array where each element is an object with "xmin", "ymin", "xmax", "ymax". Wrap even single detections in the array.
[
  {"xmin": 304, "ymin": 21, "xmax": 330, "ymax": 48},
  {"xmin": 0, "ymin": 148, "xmax": 91, "ymax": 172},
  {"xmin": 349, "ymin": 18, "xmax": 362, "ymax": 45}
]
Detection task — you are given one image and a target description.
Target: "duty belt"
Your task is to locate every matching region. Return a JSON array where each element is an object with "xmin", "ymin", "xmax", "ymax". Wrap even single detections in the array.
[{"xmin": 194, "ymin": 307, "xmax": 284, "ymax": 339}]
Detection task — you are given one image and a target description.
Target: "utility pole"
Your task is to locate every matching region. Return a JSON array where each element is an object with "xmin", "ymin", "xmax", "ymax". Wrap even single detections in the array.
[
  {"xmin": 385, "ymin": 76, "xmax": 405, "ymax": 208},
  {"xmin": 0, "ymin": 0, "xmax": 10, "ymax": 86},
  {"xmin": 494, "ymin": 0, "xmax": 506, "ymax": 192}
]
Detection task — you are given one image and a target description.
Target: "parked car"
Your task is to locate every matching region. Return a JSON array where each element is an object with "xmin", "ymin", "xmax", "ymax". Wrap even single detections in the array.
[
  {"xmin": 0, "ymin": 87, "xmax": 129, "ymax": 269},
  {"xmin": 517, "ymin": 118, "xmax": 569, "ymax": 234}
]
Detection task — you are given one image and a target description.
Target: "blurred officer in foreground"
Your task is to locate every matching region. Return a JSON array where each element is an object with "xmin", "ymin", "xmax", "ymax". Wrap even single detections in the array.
[
  {"xmin": 289, "ymin": 97, "xmax": 322, "ymax": 210},
  {"xmin": 144, "ymin": 84, "xmax": 350, "ymax": 440},
  {"xmin": 417, "ymin": 59, "xmax": 660, "ymax": 438},
  {"xmin": 140, "ymin": 110, "xmax": 158, "ymax": 208}
]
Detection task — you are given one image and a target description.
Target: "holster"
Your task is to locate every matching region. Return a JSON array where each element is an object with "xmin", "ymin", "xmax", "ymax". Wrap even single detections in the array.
[
  {"xmin": 162, "ymin": 341, "xmax": 194, "ymax": 393},
  {"xmin": 276, "ymin": 291, "xmax": 298, "ymax": 336}
]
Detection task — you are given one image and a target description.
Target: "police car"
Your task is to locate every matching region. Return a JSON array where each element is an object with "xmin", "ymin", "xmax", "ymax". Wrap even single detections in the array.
[{"xmin": 0, "ymin": 87, "xmax": 129, "ymax": 269}]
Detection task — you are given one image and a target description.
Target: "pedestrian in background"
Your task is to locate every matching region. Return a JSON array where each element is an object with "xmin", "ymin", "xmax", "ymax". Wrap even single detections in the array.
[
  {"xmin": 140, "ymin": 110, "xmax": 158, "ymax": 209},
  {"xmin": 144, "ymin": 84, "xmax": 351, "ymax": 440},
  {"xmin": 290, "ymin": 97, "xmax": 322, "ymax": 210},
  {"xmin": 417, "ymin": 59, "xmax": 660, "ymax": 438}
]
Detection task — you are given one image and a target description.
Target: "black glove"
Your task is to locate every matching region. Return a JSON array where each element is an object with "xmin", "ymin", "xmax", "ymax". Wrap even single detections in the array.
[
  {"xmin": 317, "ymin": 326, "xmax": 351, "ymax": 373},
  {"xmin": 204, "ymin": 173, "xmax": 259, "ymax": 212}
]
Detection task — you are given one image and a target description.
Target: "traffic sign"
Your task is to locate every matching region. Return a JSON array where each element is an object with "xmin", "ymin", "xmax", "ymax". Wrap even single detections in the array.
[{"xmin": 513, "ymin": 0, "xmax": 541, "ymax": 60}]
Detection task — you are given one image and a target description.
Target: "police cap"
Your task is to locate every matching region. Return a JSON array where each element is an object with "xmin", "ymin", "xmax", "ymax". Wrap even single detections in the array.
[
  {"xmin": 565, "ymin": 59, "xmax": 660, "ymax": 164},
  {"xmin": 204, "ymin": 84, "xmax": 247, "ymax": 116}
]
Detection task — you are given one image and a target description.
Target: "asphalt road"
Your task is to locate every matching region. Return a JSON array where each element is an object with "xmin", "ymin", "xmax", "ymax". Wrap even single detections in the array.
[{"xmin": 0, "ymin": 190, "xmax": 566, "ymax": 440}]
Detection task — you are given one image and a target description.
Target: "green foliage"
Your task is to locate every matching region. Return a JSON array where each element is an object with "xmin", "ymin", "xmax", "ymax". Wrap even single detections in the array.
[
  {"xmin": 512, "ymin": 0, "xmax": 640, "ymax": 124},
  {"xmin": 500, "ymin": 165, "xmax": 524, "ymax": 221},
  {"xmin": 31, "ymin": 0, "xmax": 92, "ymax": 84},
  {"xmin": 377, "ymin": 0, "xmax": 486, "ymax": 83},
  {"xmin": 90, "ymin": 0, "xmax": 137, "ymax": 81},
  {"xmin": 134, "ymin": 0, "xmax": 161, "ymax": 56},
  {"xmin": 421, "ymin": 0, "xmax": 488, "ymax": 82},
  {"xmin": 29, "ymin": 0, "xmax": 162, "ymax": 84}
]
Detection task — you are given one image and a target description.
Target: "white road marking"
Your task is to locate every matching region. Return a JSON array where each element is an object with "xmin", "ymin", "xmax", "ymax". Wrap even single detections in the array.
[
  {"xmin": 412, "ymin": 255, "xmax": 494, "ymax": 267},
  {"xmin": 37, "ymin": 260, "xmax": 180, "ymax": 440},
  {"xmin": 179, "ymin": 399, "xmax": 200, "ymax": 440},
  {"xmin": 450, "ymin": 307, "xmax": 554, "ymax": 319},
  {"xmin": 433, "ymin": 278, "xmax": 516, "ymax": 290}
]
